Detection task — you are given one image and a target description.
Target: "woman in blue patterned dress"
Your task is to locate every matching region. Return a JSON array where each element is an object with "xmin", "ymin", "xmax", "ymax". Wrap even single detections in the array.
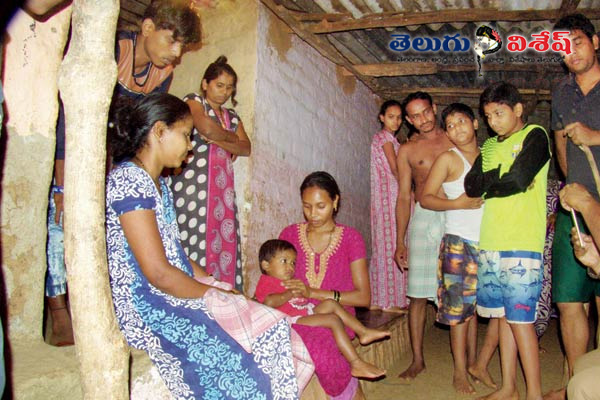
[{"xmin": 105, "ymin": 93, "xmax": 307, "ymax": 399}]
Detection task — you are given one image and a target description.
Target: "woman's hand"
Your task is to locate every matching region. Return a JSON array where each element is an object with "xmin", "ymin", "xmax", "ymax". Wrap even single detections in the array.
[{"xmin": 283, "ymin": 279, "xmax": 311, "ymax": 298}]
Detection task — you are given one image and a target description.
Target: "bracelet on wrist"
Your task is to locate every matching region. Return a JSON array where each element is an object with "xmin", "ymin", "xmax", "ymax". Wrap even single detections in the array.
[
  {"xmin": 51, "ymin": 185, "xmax": 64, "ymax": 194},
  {"xmin": 333, "ymin": 290, "xmax": 340, "ymax": 302}
]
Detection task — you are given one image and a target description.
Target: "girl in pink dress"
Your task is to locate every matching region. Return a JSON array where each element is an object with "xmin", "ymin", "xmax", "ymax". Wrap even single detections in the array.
[
  {"xmin": 279, "ymin": 171, "xmax": 373, "ymax": 399},
  {"xmin": 369, "ymin": 100, "xmax": 408, "ymax": 311}
]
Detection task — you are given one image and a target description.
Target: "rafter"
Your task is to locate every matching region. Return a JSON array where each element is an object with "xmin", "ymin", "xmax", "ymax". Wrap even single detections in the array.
[
  {"xmin": 303, "ymin": 8, "xmax": 600, "ymax": 33},
  {"xmin": 341, "ymin": 63, "xmax": 564, "ymax": 77},
  {"xmin": 381, "ymin": 87, "xmax": 551, "ymax": 101}
]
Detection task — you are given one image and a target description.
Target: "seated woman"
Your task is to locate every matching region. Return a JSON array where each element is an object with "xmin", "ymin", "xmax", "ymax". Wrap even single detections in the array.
[
  {"xmin": 105, "ymin": 93, "xmax": 312, "ymax": 399},
  {"xmin": 279, "ymin": 171, "xmax": 373, "ymax": 400}
]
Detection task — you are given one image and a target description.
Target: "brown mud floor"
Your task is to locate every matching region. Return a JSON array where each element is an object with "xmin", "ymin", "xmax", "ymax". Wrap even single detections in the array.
[{"xmin": 366, "ymin": 318, "xmax": 567, "ymax": 400}]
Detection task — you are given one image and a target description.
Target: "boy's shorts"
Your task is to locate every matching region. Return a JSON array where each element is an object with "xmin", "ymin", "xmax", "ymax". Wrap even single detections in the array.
[
  {"xmin": 436, "ymin": 234, "xmax": 478, "ymax": 326},
  {"xmin": 477, "ymin": 250, "xmax": 542, "ymax": 324},
  {"xmin": 552, "ymin": 209, "xmax": 600, "ymax": 302}
]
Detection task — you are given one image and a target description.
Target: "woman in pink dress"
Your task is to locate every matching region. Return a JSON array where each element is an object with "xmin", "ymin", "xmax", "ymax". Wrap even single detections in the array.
[
  {"xmin": 279, "ymin": 171, "xmax": 371, "ymax": 400},
  {"xmin": 369, "ymin": 100, "xmax": 408, "ymax": 312}
]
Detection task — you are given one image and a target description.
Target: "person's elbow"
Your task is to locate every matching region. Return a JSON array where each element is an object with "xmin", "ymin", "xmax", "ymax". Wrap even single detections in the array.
[
  {"xmin": 144, "ymin": 264, "xmax": 174, "ymax": 292},
  {"xmin": 464, "ymin": 179, "xmax": 483, "ymax": 197}
]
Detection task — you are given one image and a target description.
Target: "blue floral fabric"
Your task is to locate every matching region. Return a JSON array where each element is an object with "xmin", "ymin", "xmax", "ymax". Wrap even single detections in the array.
[{"xmin": 106, "ymin": 162, "xmax": 298, "ymax": 399}]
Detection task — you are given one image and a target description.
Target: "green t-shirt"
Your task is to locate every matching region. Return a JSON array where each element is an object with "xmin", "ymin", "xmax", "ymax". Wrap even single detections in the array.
[{"xmin": 479, "ymin": 124, "xmax": 549, "ymax": 253}]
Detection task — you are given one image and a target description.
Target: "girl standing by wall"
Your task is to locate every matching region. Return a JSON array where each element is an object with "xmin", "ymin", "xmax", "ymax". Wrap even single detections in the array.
[{"xmin": 369, "ymin": 100, "xmax": 408, "ymax": 312}]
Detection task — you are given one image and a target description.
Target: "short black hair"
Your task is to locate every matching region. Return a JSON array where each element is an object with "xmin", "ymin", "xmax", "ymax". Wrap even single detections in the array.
[
  {"xmin": 401, "ymin": 91, "xmax": 433, "ymax": 116},
  {"xmin": 479, "ymin": 81, "xmax": 522, "ymax": 114},
  {"xmin": 143, "ymin": 0, "xmax": 201, "ymax": 44},
  {"xmin": 441, "ymin": 103, "xmax": 475, "ymax": 131},
  {"xmin": 258, "ymin": 239, "xmax": 296, "ymax": 273},
  {"xmin": 554, "ymin": 13, "xmax": 596, "ymax": 42}
]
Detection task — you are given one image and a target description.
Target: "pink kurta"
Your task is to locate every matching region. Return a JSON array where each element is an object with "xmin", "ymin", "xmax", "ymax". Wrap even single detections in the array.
[
  {"xmin": 279, "ymin": 223, "xmax": 366, "ymax": 399},
  {"xmin": 369, "ymin": 129, "xmax": 408, "ymax": 309}
]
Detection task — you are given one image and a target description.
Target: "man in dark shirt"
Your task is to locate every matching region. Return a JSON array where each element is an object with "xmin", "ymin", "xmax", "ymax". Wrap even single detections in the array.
[{"xmin": 545, "ymin": 13, "xmax": 600, "ymax": 400}]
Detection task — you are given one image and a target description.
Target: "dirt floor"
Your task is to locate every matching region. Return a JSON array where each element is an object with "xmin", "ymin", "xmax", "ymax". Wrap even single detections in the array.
[{"xmin": 364, "ymin": 318, "xmax": 567, "ymax": 400}]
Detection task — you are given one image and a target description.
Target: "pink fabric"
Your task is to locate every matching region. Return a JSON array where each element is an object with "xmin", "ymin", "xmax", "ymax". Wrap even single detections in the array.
[
  {"xmin": 369, "ymin": 129, "xmax": 408, "ymax": 309},
  {"xmin": 205, "ymin": 108, "xmax": 238, "ymax": 288},
  {"xmin": 279, "ymin": 223, "xmax": 365, "ymax": 398},
  {"xmin": 199, "ymin": 278, "xmax": 315, "ymax": 393},
  {"xmin": 255, "ymin": 274, "xmax": 314, "ymax": 318}
]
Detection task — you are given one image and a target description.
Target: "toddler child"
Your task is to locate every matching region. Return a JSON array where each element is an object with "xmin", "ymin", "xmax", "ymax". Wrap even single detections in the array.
[{"xmin": 255, "ymin": 239, "xmax": 390, "ymax": 379}]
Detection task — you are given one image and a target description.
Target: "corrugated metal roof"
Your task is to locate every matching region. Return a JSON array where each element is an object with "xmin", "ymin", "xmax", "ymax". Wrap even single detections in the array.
[{"xmin": 267, "ymin": 0, "xmax": 600, "ymax": 103}]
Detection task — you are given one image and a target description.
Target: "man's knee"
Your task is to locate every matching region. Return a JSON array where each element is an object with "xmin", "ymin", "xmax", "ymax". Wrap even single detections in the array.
[{"xmin": 557, "ymin": 301, "xmax": 587, "ymax": 318}]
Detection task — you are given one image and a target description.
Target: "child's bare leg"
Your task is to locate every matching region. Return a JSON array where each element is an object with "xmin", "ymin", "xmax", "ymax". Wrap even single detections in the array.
[
  {"xmin": 296, "ymin": 313, "xmax": 386, "ymax": 379},
  {"xmin": 511, "ymin": 322, "xmax": 542, "ymax": 400},
  {"xmin": 466, "ymin": 316, "xmax": 478, "ymax": 368},
  {"xmin": 314, "ymin": 299, "xmax": 390, "ymax": 345},
  {"xmin": 450, "ymin": 321, "xmax": 476, "ymax": 394},
  {"xmin": 477, "ymin": 317, "xmax": 518, "ymax": 400},
  {"xmin": 469, "ymin": 317, "xmax": 498, "ymax": 389}
]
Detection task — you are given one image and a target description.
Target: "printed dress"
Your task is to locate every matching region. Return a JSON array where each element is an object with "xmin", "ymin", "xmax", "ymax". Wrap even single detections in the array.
[
  {"xmin": 170, "ymin": 93, "xmax": 243, "ymax": 291},
  {"xmin": 280, "ymin": 223, "xmax": 365, "ymax": 399},
  {"xmin": 106, "ymin": 162, "xmax": 301, "ymax": 400},
  {"xmin": 369, "ymin": 129, "xmax": 408, "ymax": 309}
]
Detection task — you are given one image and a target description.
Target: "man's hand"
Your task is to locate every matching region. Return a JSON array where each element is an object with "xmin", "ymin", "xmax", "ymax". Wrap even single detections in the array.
[
  {"xmin": 563, "ymin": 122, "xmax": 600, "ymax": 147},
  {"xmin": 394, "ymin": 243, "xmax": 408, "ymax": 272},
  {"xmin": 559, "ymin": 183, "xmax": 593, "ymax": 213},
  {"xmin": 571, "ymin": 230, "xmax": 600, "ymax": 275}
]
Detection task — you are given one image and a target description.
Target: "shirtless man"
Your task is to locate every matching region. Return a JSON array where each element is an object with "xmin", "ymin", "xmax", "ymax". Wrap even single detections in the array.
[{"xmin": 394, "ymin": 92, "xmax": 453, "ymax": 380}]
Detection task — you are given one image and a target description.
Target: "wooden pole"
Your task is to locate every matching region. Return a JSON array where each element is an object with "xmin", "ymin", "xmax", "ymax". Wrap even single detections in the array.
[{"xmin": 58, "ymin": 1, "xmax": 129, "ymax": 398}]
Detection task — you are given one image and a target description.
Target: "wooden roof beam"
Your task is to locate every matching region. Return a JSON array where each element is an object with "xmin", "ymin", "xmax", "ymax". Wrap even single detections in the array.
[
  {"xmin": 381, "ymin": 87, "xmax": 551, "ymax": 100},
  {"xmin": 304, "ymin": 8, "xmax": 600, "ymax": 33},
  {"xmin": 342, "ymin": 63, "xmax": 565, "ymax": 77}
]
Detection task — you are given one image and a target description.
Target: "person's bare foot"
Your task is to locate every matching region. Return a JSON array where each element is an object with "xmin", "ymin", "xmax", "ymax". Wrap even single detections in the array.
[
  {"xmin": 453, "ymin": 373, "xmax": 476, "ymax": 395},
  {"xmin": 468, "ymin": 364, "xmax": 497, "ymax": 389},
  {"xmin": 382, "ymin": 306, "xmax": 408, "ymax": 314},
  {"xmin": 359, "ymin": 328, "xmax": 391, "ymax": 345},
  {"xmin": 398, "ymin": 362, "xmax": 426, "ymax": 381},
  {"xmin": 542, "ymin": 388, "xmax": 565, "ymax": 400},
  {"xmin": 476, "ymin": 388, "xmax": 518, "ymax": 400},
  {"xmin": 349, "ymin": 359, "xmax": 386, "ymax": 379}
]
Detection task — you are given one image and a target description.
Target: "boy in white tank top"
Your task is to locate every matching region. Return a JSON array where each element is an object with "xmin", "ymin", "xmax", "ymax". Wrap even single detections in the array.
[{"xmin": 420, "ymin": 103, "xmax": 496, "ymax": 394}]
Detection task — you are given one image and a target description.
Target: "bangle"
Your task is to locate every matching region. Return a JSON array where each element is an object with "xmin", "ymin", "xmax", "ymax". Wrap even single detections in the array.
[
  {"xmin": 333, "ymin": 290, "xmax": 340, "ymax": 302},
  {"xmin": 51, "ymin": 185, "xmax": 64, "ymax": 194}
]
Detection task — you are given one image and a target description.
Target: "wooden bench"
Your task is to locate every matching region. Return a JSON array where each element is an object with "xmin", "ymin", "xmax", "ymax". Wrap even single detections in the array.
[{"xmin": 301, "ymin": 308, "xmax": 411, "ymax": 399}]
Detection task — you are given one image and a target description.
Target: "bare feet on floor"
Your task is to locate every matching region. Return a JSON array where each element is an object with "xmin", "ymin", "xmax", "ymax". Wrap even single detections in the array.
[
  {"xmin": 398, "ymin": 362, "xmax": 426, "ymax": 381},
  {"xmin": 453, "ymin": 373, "xmax": 476, "ymax": 395},
  {"xmin": 359, "ymin": 328, "xmax": 391, "ymax": 345},
  {"xmin": 476, "ymin": 388, "xmax": 519, "ymax": 400},
  {"xmin": 542, "ymin": 388, "xmax": 565, "ymax": 400},
  {"xmin": 468, "ymin": 365, "xmax": 497, "ymax": 389},
  {"xmin": 349, "ymin": 359, "xmax": 386, "ymax": 379}
]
